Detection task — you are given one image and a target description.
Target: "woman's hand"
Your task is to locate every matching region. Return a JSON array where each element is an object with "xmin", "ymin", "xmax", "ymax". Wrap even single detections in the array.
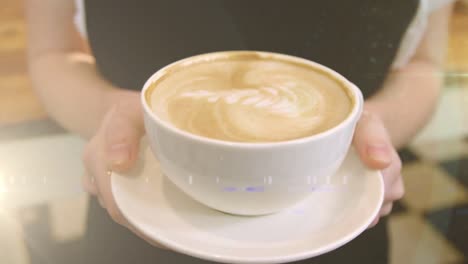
[
  {"xmin": 353, "ymin": 106, "xmax": 405, "ymax": 228},
  {"xmin": 81, "ymin": 89, "xmax": 166, "ymax": 248}
]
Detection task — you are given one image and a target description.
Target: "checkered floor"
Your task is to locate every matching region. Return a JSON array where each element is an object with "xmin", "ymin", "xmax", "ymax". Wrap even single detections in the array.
[{"xmin": 388, "ymin": 137, "xmax": 468, "ymax": 264}]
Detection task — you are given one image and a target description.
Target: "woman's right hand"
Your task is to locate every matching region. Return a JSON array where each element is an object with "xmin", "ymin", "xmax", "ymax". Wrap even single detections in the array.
[{"xmin": 81, "ymin": 89, "xmax": 166, "ymax": 249}]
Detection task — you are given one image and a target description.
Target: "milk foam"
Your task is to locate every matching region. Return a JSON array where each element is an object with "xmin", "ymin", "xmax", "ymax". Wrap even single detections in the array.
[{"xmin": 148, "ymin": 58, "xmax": 352, "ymax": 142}]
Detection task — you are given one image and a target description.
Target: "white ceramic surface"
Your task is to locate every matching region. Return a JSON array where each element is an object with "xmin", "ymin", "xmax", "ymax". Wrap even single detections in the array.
[
  {"xmin": 112, "ymin": 142, "xmax": 383, "ymax": 264},
  {"xmin": 141, "ymin": 51, "xmax": 364, "ymax": 215}
]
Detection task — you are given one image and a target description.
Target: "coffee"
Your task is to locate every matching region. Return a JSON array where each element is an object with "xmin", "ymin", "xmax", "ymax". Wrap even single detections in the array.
[
  {"xmin": 146, "ymin": 53, "xmax": 353, "ymax": 142},
  {"xmin": 142, "ymin": 52, "xmax": 363, "ymax": 215}
]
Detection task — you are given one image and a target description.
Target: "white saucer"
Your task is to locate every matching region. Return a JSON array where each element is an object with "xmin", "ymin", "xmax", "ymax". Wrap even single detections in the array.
[{"xmin": 112, "ymin": 141, "xmax": 384, "ymax": 264}]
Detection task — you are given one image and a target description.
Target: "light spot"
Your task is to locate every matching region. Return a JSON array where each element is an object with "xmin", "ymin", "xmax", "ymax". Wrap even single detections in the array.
[
  {"xmin": 188, "ymin": 175, "xmax": 193, "ymax": 185},
  {"xmin": 223, "ymin": 186, "xmax": 237, "ymax": 192},
  {"xmin": 245, "ymin": 186, "xmax": 264, "ymax": 192},
  {"xmin": 267, "ymin": 176, "xmax": 273, "ymax": 185}
]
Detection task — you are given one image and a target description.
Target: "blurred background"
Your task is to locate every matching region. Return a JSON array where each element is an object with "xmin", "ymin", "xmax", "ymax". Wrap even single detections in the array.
[{"xmin": 0, "ymin": 0, "xmax": 467, "ymax": 263}]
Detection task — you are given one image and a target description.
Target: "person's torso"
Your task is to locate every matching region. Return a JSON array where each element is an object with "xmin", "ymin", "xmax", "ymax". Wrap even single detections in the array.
[
  {"xmin": 84, "ymin": 0, "xmax": 419, "ymax": 98},
  {"xmin": 82, "ymin": 2, "xmax": 420, "ymax": 263}
]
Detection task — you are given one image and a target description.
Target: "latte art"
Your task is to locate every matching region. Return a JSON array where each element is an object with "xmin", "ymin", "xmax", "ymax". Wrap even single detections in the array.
[
  {"xmin": 148, "ymin": 56, "xmax": 352, "ymax": 142},
  {"xmin": 179, "ymin": 85, "xmax": 320, "ymax": 116}
]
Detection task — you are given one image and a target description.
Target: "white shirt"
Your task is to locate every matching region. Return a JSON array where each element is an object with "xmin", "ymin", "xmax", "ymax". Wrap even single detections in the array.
[{"xmin": 73, "ymin": 0, "xmax": 456, "ymax": 69}]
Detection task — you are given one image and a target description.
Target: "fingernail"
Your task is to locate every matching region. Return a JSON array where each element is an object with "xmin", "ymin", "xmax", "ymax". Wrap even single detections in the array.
[
  {"xmin": 108, "ymin": 143, "xmax": 130, "ymax": 166},
  {"xmin": 367, "ymin": 145, "xmax": 390, "ymax": 163}
]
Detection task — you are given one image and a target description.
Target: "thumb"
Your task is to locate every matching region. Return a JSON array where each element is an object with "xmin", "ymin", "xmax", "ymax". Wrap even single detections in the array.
[
  {"xmin": 353, "ymin": 110, "xmax": 392, "ymax": 169},
  {"xmin": 105, "ymin": 102, "xmax": 145, "ymax": 172}
]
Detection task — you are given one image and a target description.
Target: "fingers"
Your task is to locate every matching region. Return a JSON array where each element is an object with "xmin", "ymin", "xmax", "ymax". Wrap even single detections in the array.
[
  {"xmin": 381, "ymin": 150, "xmax": 401, "ymax": 193},
  {"xmin": 355, "ymin": 109, "xmax": 404, "ymax": 230},
  {"xmin": 84, "ymin": 135, "xmax": 128, "ymax": 225},
  {"xmin": 382, "ymin": 150, "xmax": 405, "ymax": 202},
  {"xmin": 88, "ymin": 170, "xmax": 165, "ymax": 248},
  {"xmin": 80, "ymin": 95, "xmax": 166, "ymax": 248},
  {"xmin": 82, "ymin": 101, "xmax": 144, "ymax": 226},
  {"xmin": 388, "ymin": 177, "xmax": 405, "ymax": 202},
  {"xmin": 105, "ymin": 103, "xmax": 145, "ymax": 172},
  {"xmin": 81, "ymin": 172, "xmax": 98, "ymax": 195},
  {"xmin": 369, "ymin": 217, "xmax": 379, "ymax": 228},
  {"xmin": 384, "ymin": 179, "xmax": 404, "ymax": 207},
  {"xmin": 380, "ymin": 203, "xmax": 393, "ymax": 217},
  {"xmin": 97, "ymin": 171, "xmax": 128, "ymax": 225},
  {"xmin": 368, "ymin": 202, "xmax": 393, "ymax": 229},
  {"xmin": 367, "ymin": 149, "xmax": 404, "ymax": 230},
  {"xmin": 353, "ymin": 110, "xmax": 392, "ymax": 169}
]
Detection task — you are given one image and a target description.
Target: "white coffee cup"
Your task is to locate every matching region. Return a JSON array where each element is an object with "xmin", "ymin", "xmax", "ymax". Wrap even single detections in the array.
[{"xmin": 141, "ymin": 51, "xmax": 363, "ymax": 216}]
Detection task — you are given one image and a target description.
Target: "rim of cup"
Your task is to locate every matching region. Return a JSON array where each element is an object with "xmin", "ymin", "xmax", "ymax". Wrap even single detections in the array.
[{"xmin": 141, "ymin": 51, "xmax": 364, "ymax": 149}]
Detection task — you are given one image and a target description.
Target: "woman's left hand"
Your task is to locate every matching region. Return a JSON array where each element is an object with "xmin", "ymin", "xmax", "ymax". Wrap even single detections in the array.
[{"xmin": 352, "ymin": 107, "xmax": 405, "ymax": 228}]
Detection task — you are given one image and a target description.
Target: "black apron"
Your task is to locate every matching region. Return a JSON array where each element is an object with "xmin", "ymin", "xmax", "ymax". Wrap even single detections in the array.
[{"xmin": 83, "ymin": 1, "xmax": 419, "ymax": 263}]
